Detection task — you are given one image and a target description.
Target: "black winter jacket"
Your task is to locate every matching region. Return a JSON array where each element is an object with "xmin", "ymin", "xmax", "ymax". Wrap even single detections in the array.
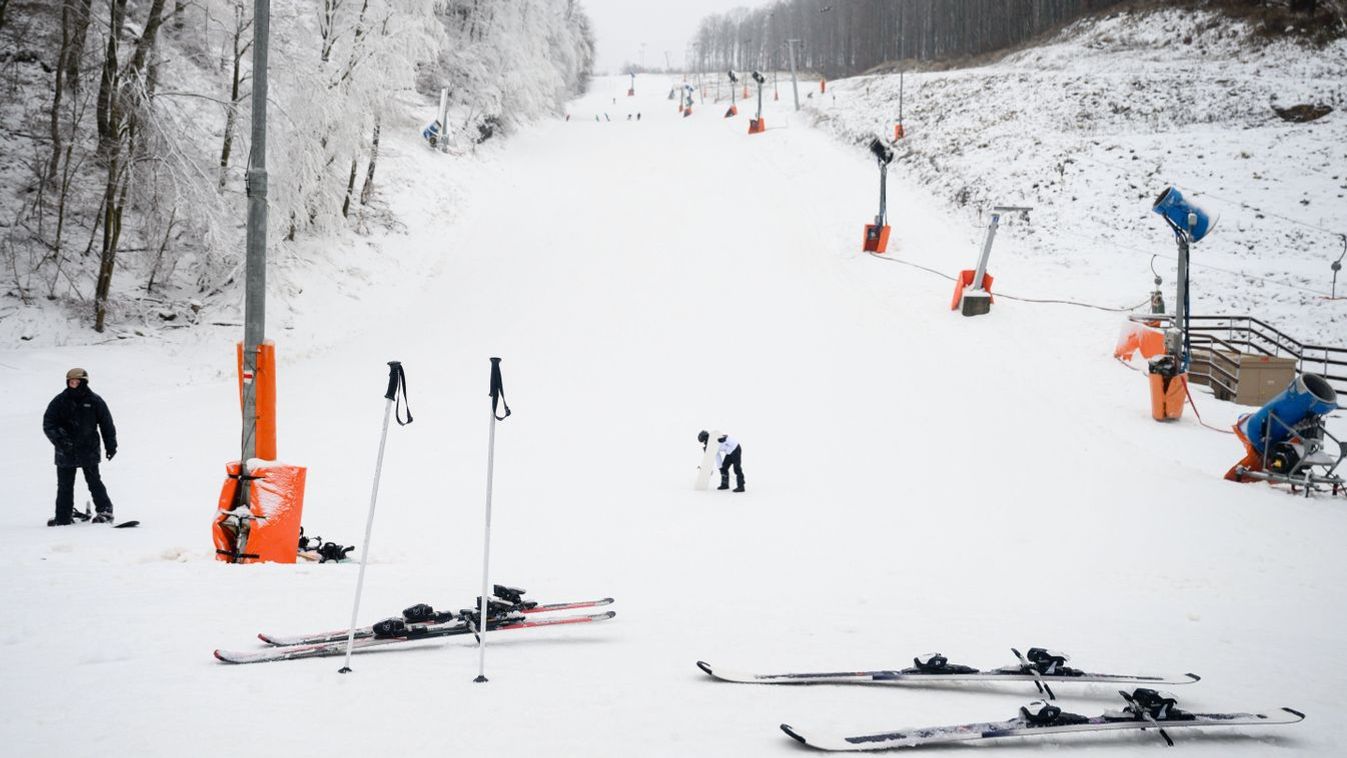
[{"xmin": 43, "ymin": 384, "xmax": 117, "ymax": 468}]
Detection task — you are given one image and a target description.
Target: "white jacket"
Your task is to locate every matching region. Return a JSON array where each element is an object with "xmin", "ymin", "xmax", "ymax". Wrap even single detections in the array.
[{"xmin": 716, "ymin": 435, "xmax": 740, "ymax": 466}]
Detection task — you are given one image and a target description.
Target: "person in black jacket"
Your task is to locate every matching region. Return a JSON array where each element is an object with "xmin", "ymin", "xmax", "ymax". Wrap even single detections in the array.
[{"xmin": 42, "ymin": 368, "xmax": 118, "ymax": 525}]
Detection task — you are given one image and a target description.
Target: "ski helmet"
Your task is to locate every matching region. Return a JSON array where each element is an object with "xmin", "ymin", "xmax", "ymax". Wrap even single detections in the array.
[
  {"xmin": 66, "ymin": 368, "xmax": 88, "ymax": 382},
  {"xmin": 697, "ymin": 430, "xmax": 709, "ymax": 444}
]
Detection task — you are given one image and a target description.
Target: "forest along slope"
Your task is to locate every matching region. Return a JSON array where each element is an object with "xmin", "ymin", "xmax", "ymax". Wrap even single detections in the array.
[
  {"xmin": 1, "ymin": 72, "xmax": 1346, "ymax": 757},
  {"xmin": 810, "ymin": 7, "xmax": 1347, "ymax": 346}
]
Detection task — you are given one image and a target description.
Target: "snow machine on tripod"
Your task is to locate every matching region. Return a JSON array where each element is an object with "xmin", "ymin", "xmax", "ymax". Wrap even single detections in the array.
[
  {"xmin": 1226, "ymin": 372, "xmax": 1345, "ymax": 496},
  {"xmin": 861, "ymin": 138, "xmax": 894, "ymax": 253}
]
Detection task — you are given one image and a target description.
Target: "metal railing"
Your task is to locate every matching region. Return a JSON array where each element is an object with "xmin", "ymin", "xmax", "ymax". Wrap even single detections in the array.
[{"xmin": 1133, "ymin": 314, "xmax": 1347, "ymax": 399}]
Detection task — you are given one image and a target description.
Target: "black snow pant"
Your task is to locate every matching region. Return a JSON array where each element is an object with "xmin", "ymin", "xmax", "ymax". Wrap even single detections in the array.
[
  {"xmin": 55, "ymin": 465, "xmax": 113, "ymax": 522},
  {"xmin": 719, "ymin": 446, "xmax": 745, "ymax": 490}
]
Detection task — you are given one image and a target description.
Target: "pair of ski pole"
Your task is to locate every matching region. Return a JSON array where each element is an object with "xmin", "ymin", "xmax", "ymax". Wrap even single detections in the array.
[{"xmin": 338, "ymin": 358, "xmax": 509, "ymax": 683}]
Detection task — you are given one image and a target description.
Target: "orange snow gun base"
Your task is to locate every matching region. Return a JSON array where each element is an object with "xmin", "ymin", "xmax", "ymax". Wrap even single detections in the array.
[{"xmin": 748, "ymin": 118, "xmax": 766, "ymax": 135}]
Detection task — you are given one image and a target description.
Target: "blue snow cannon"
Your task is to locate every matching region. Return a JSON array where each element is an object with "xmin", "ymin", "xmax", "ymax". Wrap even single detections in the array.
[
  {"xmin": 421, "ymin": 119, "xmax": 442, "ymax": 144},
  {"xmin": 1239, "ymin": 373, "xmax": 1339, "ymax": 453},
  {"xmin": 1152, "ymin": 187, "xmax": 1215, "ymax": 242}
]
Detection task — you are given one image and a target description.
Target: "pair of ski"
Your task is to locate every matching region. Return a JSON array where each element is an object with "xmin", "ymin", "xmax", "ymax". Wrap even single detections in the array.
[
  {"xmin": 699, "ymin": 651, "xmax": 1303, "ymax": 751},
  {"xmin": 215, "ymin": 594, "xmax": 614, "ymax": 664}
]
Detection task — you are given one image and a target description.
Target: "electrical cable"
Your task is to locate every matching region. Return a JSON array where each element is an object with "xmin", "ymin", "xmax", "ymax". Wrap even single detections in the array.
[{"xmin": 866, "ymin": 252, "xmax": 1150, "ymax": 312}]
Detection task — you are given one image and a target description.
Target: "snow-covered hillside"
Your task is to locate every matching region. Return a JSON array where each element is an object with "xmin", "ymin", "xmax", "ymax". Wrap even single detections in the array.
[
  {"xmin": 2, "ymin": 8, "xmax": 1346, "ymax": 758},
  {"xmin": 809, "ymin": 8, "xmax": 1347, "ymax": 345}
]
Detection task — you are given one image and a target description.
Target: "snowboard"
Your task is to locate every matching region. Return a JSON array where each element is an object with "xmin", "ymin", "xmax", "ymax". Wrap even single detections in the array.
[{"xmin": 695, "ymin": 430, "xmax": 722, "ymax": 490}]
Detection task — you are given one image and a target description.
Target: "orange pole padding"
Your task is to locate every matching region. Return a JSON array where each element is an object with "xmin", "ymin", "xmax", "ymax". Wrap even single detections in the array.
[
  {"xmin": 213, "ymin": 461, "xmax": 307, "ymax": 564},
  {"xmin": 950, "ymin": 270, "xmax": 995, "ymax": 310},
  {"xmin": 820, "ymin": 79, "xmax": 827, "ymax": 93},
  {"xmin": 862, "ymin": 224, "xmax": 891, "ymax": 254},
  {"xmin": 894, "ymin": 123, "xmax": 906, "ymax": 141},
  {"xmin": 1148, "ymin": 371, "xmax": 1187, "ymax": 422},
  {"xmin": 743, "ymin": 85, "xmax": 749, "ymax": 99},
  {"xmin": 1114, "ymin": 323, "xmax": 1166, "ymax": 362},
  {"xmin": 236, "ymin": 340, "xmax": 277, "ymax": 461},
  {"xmin": 1224, "ymin": 416, "xmax": 1263, "ymax": 481},
  {"xmin": 748, "ymin": 118, "xmax": 766, "ymax": 134}
]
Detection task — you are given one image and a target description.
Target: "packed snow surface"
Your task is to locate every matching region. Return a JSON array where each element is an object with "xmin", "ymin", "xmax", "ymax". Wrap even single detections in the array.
[{"xmin": 3, "ymin": 19, "xmax": 1347, "ymax": 758}]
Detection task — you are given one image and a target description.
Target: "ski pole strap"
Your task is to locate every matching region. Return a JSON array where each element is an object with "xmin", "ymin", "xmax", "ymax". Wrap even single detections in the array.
[
  {"xmin": 385, "ymin": 361, "xmax": 413, "ymax": 426},
  {"xmin": 489, "ymin": 357, "xmax": 511, "ymax": 421}
]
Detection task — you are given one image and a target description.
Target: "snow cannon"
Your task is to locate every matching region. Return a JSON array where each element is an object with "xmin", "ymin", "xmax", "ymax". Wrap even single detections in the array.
[
  {"xmin": 421, "ymin": 119, "xmax": 442, "ymax": 148},
  {"xmin": 952, "ymin": 205, "xmax": 1030, "ymax": 317},
  {"xmin": 628, "ymin": 71, "xmax": 636, "ymax": 97},
  {"xmin": 862, "ymin": 138, "xmax": 894, "ymax": 253},
  {"xmin": 1152, "ymin": 187, "xmax": 1215, "ymax": 243},
  {"xmin": 1227, "ymin": 373, "xmax": 1345, "ymax": 494},
  {"xmin": 1241, "ymin": 374, "xmax": 1338, "ymax": 453},
  {"xmin": 726, "ymin": 70, "xmax": 739, "ymax": 117},
  {"xmin": 748, "ymin": 71, "xmax": 767, "ymax": 134}
]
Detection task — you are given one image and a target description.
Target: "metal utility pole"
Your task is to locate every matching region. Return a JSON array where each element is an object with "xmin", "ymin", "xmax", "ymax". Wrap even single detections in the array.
[
  {"xmin": 786, "ymin": 39, "xmax": 801, "ymax": 111},
  {"xmin": 240, "ymin": 0, "xmax": 270, "ymax": 485}
]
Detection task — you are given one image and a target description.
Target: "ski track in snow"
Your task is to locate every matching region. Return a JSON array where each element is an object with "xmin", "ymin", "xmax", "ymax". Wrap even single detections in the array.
[{"xmin": 2, "ymin": 23, "xmax": 1347, "ymax": 758}]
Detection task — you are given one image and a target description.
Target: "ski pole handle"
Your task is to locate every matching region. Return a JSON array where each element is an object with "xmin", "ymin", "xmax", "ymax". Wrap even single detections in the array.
[
  {"xmin": 384, "ymin": 361, "xmax": 403, "ymax": 400},
  {"xmin": 384, "ymin": 361, "xmax": 413, "ymax": 426}
]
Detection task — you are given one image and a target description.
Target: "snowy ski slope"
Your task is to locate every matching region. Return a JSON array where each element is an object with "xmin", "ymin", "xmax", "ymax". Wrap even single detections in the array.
[{"xmin": 1, "ymin": 60, "xmax": 1345, "ymax": 757}]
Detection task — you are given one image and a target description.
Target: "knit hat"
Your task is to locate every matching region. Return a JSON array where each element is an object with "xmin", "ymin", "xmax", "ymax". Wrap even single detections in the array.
[{"xmin": 66, "ymin": 368, "xmax": 88, "ymax": 381}]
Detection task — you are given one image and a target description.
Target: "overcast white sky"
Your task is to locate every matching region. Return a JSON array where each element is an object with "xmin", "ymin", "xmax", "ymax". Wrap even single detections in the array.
[{"xmin": 583, "ymin": 0, "xmax": 763, "ymax": 73}]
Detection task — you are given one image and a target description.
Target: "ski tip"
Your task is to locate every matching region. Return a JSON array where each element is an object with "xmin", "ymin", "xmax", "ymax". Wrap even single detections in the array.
[
  {"xmin": 213, "ymin": 649, "xmax": 230, "ymax": 663},
  {"xmin": 780, "ymin": 724, "xmax": 808, "ymax": 745},
  {"xmin": 1184, "ymin": 672, "xmax": 1202, "ymax": 683},
  {"xmin": 257, "ymin": 633, "xmax": 273, "ymax": 644},
  {"xmin": 696, "ymin": 660, "xmax": 714, "ymax": 676},
  {"xmin": 1283, "ymin": 707, "xmax": 1306, "ymax": 720}
]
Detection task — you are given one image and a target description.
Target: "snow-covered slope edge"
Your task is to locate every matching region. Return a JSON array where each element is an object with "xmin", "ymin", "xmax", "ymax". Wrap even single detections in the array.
[{"xmin": 807, "ymin": 8, "xmax": 1347, "ymax": 345}]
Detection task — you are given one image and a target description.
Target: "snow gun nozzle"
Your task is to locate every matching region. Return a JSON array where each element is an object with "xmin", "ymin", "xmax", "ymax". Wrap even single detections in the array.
[
  {"xmin": 751, "ymin": 71, "xmax": 765, "ymax": 84},
  {"xmin": 869, "ymin": 138, "xmax": 894, "ymax": 165}
]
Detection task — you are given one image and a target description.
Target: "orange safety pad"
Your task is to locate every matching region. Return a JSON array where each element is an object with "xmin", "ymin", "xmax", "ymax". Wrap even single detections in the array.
[
  {"xmin": 743, "ymin": 85, "xmax": 749, "ymax": 99},
  {"xmin": 894, "ymin": 123, "xmax": 906, "ymax": 141},
  {"xmin": 725, "ymin": 104, "xmax": 738, "ymax": 117},
  {"xmin": 950, "ymin": 270, "xmax": 995, "ymax": 310},
  {"xmin": 236, "ymin": 340, "xmax": 277, "ymax": 460},
  {"xmin": 213, "ymin": 461, "xmax": 307, "ymax": 564},
  {"xmin": 820, "ymin": 79, "xmax": 827, "ymax": 93},
  {"xmin": 627, "ymin": 88, "xmax": 634, "ymax": 96},
  {"xmin": 1148, "ymin": 371, "xmax": 1187, "ymax": 422},
  {"xmin": 862, "ymin": 224, "xmax": 891, "ymax": 254},
  {"xmin": 748, "ymin": 118, "xmax": 766, "ymax": 134},
  {"xmin": 1114, "ymin": 323, "xmax": 1165, "ymax": 362}
]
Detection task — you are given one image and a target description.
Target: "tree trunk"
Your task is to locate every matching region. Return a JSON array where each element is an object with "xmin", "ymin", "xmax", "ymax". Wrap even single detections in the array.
[
  {"xmin": 94, "ymin": 165, "xmax": 128, "ymax": 332},
  {"xmin": 96, "ymin": 0, "xmax": 128, "ymax": 153},
  {"xmin": 359, "ymin": 118, "xmax": 380, "ymax": 205},
  {"xmin": 65, "ymin": 0, "xmax": 94, "ymax": 95},
  {"xmin": 0, "ymin": 0, "xmax": 9, "ymax": 33},
  {"xmin": 47, "ymin": 2, "xmax": 75, "ymax": 185},
  {"xmin": 341, "ymin": 156, "xmax": 358, "ymax": 218}
]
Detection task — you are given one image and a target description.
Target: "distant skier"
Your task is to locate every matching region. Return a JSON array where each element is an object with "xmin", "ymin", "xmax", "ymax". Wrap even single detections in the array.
[
  {"xmin": 698, "ymin": 430, "xmax": 745, "ymax": 492},
  {"xmin": 42, "ymin": 368, "xmax": 118, "ymax": 525}
]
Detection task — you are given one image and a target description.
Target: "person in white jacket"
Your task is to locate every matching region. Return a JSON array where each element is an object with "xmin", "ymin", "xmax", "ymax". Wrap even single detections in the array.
[{"xmin": 698, "ymin": 430, "xmax": 745, "ymax": 492}]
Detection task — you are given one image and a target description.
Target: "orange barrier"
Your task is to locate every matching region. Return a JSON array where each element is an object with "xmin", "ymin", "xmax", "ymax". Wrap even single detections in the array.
[
  {"xmin": 214, "ymin": 461, "xmax": 307, "ymax": 563},
  {"xmin": 1114, "ymin": 323, "xmax": 1166, "ymax": 362},
  {"xmin": 748, "ymin": 118, "xmax": 766, "ymax": 134},
  {"xmin": 236, "ymin": 340, "xmax": 277, "ymax": 460},
  {"xmin": 1148, "ymin": 371, "xmax": 1187, "ymax": 421},
  {"xmin": 862, "ymin": 224, "xmax": 891, "ymax": 254},
  {"xmin": 950, "ymin": 270, "xmax": 995, "ymax": 310}
]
